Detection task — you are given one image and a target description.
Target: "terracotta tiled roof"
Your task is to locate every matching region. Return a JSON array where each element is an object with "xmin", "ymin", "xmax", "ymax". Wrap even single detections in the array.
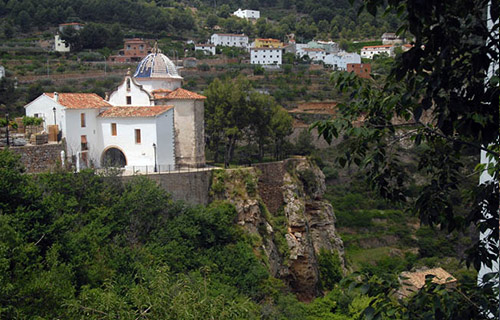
[
  {"xmin": 99, "ymin": 106, "xmax": 173, "ymax": 118},
  {"xmin": 59, "ymin": 22, "xmax": 83, "ymax": 26},
  {"xmin": 362, "ymin": 45, "xmax": 393, "ymax": 49},
  {"xmin": 151, "ymin": 89, "xmax": 173, "ymax": 93},
  {"xmin": 45, "ymin": 93, "xmax": 111, "ymax": 109},
  {"xmin": 303, "ymin": 48, "xmax": 325, "ymax": 52},
  {"xmin": 151, "ymin": 89, "xmax": 173, "ymax": 100},
  {"xmin": 165, "ymin": 88, "xmax": 206, "ymax": 100},
  {"xmin": 214, "ymin": 33, "xmax": 247, "ymax": 37}
]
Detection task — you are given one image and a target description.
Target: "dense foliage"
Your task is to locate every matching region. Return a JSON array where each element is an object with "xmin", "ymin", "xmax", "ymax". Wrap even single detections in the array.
[
  {"xmin": 0, "ymin": 0, "xmax": 399, "ymax": 42},
  {"xmin": 314, "ymin": 0, "xmax": 498, "ymax": 318},
  {"xmin": 0, "ymin": 149, "xmax": 412, "ymax": 319},
  {"xmin": 0, "ymin": 149, "xmax": 271, "ymax": 318},
  {"xmin": 204, "ymin": 76, "xmax": 293, "ymax": 166}
]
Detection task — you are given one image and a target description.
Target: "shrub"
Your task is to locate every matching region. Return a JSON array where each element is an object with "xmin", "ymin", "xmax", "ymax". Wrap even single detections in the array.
[{"xmin": 318, "ymin": 248, "xmax": 343, "ymax": 290}]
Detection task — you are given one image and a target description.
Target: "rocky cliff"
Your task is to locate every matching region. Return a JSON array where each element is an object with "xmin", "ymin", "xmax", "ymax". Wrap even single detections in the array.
[{"xmin": 210, "ymin": 158, "xmax": 344, "ymax": 301}]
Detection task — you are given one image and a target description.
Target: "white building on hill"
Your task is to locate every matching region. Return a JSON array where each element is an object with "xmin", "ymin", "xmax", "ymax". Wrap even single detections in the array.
[
  {"xmin": 210, "ymin": 33, "xmax": 249, "ymax": 48},
  {"xmin": 360, "ymin": 44, "xmax": 394, "ymax": 59},
  {"xmin": 324, "ymin": 52, "xmax": 361, "ymax": 70},
  {"xmin": 24, "ymin": 47, "xmax": 206, "ymax": 171},
  {"xmin": 195, "ymin": 43, "xmax": 216, "ymax": 55},
  {"xmin": 0, "ymin": 66, "xmax": 5, "ymax": 79},
  {"xmin": 55, "ymin": 23, "xmax": 84, "ymax": 53},
  {"xmin": 250, "ymin": 47, "xmax": 282, "ymax": 66},
  {"xmin": 233, "ymin": 8, "xmax": 260, "ymax": 20},
  {"xmin": 381, "ymin": 32, "xmax": 403, "ymax": 45}
]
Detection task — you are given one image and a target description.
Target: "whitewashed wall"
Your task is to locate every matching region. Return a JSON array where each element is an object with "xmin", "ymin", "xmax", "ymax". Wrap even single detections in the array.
[
  {"xmin": 210, "ymin": 34, "xmax": 248, "ymax": 48},
  {"xmin": 65, "ymin": 109, "xmax": 102, "ymax": 166},
  {"xmin": 108, "ymin": 76, "xmax": 152, "ymax": 106},
  {"xmin": 98, "ymin": 117, "xmax": 158, "ymax": 169},
  {"xmin": 250, "ymin": 49, "xmax": 282, "ymax": 65},
  {"xmin": 24, "ymin": 95, "xmax": 66, "ymax": 133},
  {"xmin": 135, "ymin": 78, "xmax": 182, "ymax": 93},
  {"xmin": 155, "ymin": 109, "xmax": 175, "ymax": 168}
]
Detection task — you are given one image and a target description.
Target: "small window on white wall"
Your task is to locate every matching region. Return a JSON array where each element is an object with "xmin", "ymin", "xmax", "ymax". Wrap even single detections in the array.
[
  {"xmin": 135, "ymin": 129, "xmax": 141, "ymax": 144},
  {"xmin": 126, "ymin": 96, "xmax": 132, "ymax": 105}
]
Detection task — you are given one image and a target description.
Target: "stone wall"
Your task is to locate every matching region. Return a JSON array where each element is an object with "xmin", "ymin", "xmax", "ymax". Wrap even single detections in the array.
[
  {"xmin": 121, "ymin": 170, "xmax": 212, "ymax": 205},
  {"xmin": 7, "ymin": 143, "xmax": 64, "ymax": 173},
  {"xmin": 253, "ymin": 161, "xmax": 286, "ymax": 214}
]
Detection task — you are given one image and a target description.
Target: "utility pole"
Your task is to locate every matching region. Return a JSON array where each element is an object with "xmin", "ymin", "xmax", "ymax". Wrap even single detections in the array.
[{"xmin": 5, "ymin": 113, "xmax": 9, "ymax": 146}]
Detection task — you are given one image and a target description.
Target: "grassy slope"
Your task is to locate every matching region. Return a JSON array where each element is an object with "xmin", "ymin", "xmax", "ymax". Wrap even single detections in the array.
[{"xmin": 315, "ymin": 147, "xmax": 477, "ymax": 283}]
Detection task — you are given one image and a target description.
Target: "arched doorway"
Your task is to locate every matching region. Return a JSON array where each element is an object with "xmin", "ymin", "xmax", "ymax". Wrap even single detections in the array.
[{"xmin": 102, "ymin": 147, "xmax": 127, "ymax": 167}]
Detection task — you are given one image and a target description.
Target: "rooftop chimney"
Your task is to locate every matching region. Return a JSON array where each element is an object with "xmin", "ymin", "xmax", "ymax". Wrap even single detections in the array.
[{"xmin": 54, "ymin": 92, "xmax": 59, "ymax": 102}]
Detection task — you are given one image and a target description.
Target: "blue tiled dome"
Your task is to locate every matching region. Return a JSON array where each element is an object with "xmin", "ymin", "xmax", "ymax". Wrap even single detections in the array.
[{"xmin": 133, "ymin": 52, "xmax": 181, "ymax": 79}]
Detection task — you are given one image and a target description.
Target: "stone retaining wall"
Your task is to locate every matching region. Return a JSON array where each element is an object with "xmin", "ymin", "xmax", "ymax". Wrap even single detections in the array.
[
  {"xmin": 8, "ymin": 143, "xmax": 64, "ymax": 173},
  {"xmin": 121, "ymin": 170, "xmax": 212, "ymax": 205}
]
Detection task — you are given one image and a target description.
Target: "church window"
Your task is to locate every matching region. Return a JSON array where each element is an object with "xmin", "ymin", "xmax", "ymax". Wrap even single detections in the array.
[
  {"xmin": 81, "ymin": 135, "xmax": 88, "ymax": 150},
  {"xmin": 126, "ymin": 79, "xmax": 131, "ymax": 91},
  {"xmin": 135, "ymin": 129, "xmax": 141, "ymax": 144},
  {"xmin": 111, "ymin": 123, "xmax": 117, "ymax": 136},
  {"xmin": 80, "ymin": 113, "xmax": 86, "ymax": 127},
  {"xmin": 126, "ymin": 96, "xmax": 132, "ymax": 105}
]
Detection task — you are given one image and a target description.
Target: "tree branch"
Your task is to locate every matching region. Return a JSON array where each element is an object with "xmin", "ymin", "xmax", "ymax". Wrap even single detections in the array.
[
  {"xmin": 135, "ymin": 305, "xmax": 152, "ymax": 320},
  {"xmin": 418, "ymin": 121, "xmax": 499, "ymax": 157}
]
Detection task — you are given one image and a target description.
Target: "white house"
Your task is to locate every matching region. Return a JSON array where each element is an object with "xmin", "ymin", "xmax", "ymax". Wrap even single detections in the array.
[
  {"xmin": 324, "ymin": 52, "xmax": 361, "ymax": 70},
  {"xmin": 250, "ymin": 47, "xmax": 282, "ymax": 66},
  {"xmin": 210, "ymin": 33, "xmax": 248, "ymax": 48},
  {"xmin": 0, "ymin": 66, "xmax": 5, "ymax": 79},
  {"xmin": 24, "ymin": 47, "xmax": 206, "ymax": 172},
  {"xmin": 55, "ymin": 23, "xmax": 84, "ymax": 53},
  {"xmin": 233, "ymin": 8, "xmax": 260, "ymax": 19},
  {"xmin": 195, "ymin": 43, "xmax": 216, "ymax": 55},
  {"xmin": 381, "ymin": 32, "xmax": 403, "ymax": 45},
  {"xmin": 360, "ymin": 44, "xmax": 394, "ymax": 59},
  {"xmin": 54, "ymin": 34, "xmax": 70, "ymax": 52},
  {"xmin": 297, "ymin": 48, "xmax": 327, "ymax": 61}
]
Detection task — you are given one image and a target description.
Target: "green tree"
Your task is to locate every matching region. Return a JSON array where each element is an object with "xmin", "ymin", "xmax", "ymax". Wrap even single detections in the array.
[
  {"xmin": 270, "ymin": 104, "xmax": 293, "ymax": 160},
  {"xmin": 314, "ymin": 0, "xmax": 498, "ymax": 318},
  {"xmin": 206, "ymin": 14, "xmax": 219, "ymax": 28},
  {"xmin": 16, "ymin": 10, "xmax": 30, "ymax": 32},
  {"xmin": 3, "ymin": 23, "xmax": 13, "ymax": 39},
  {"xmin": 80, "ymin": 23, "xmax": 110, "ymax": 49},
  {"xmin": 60, "ymin": 25, "xmax": 82, "ymax": 51},
  {"xmin": 107, "ymin": 23, "xmax": 123, "ymax": 49}
]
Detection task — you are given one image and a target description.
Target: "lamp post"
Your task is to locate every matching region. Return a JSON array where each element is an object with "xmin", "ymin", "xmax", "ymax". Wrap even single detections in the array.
[
  {"xmin": 52, "ymin": 107, "xmax": 56, "ymax": 125},
  {"xmin": 5, "ymin": 113, "xmax": 9, "ymax": 146},
  {"xmin": 153, "ymin": 143, "xmax": 157, "ymax": 172}
]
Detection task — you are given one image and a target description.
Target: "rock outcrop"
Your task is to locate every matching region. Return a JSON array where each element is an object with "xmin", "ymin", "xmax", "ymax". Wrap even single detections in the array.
[{"xmin": 210, "ymin": 158, "xmax": 344, "ymax": 301}]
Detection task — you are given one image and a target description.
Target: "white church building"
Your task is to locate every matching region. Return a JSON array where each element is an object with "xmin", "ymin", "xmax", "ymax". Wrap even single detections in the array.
[{"xmin": 24, "ymin": 47, "xmax": 206, "ymax": 172}]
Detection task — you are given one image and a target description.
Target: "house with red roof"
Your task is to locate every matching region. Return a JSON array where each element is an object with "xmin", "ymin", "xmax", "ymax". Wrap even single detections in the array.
[
  {"xmin": 360, "ymin": 44, "xmax": 394, "ymax": 59},
  {"xmin": 24, "ymin": 47, "xmax": 206, "ymax": 171}
]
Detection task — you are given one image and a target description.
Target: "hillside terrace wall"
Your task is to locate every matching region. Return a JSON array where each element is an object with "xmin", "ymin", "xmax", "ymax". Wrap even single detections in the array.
[
  {"xmin": 7, "ymin": 143, "xmax": 64, "ymax": 173},
  {"xmin": 253, "ymin": 161, "xmax": 287, "ymax": 214},
  {"xmin": 121, "ymin": 170, "xmax": 212, "ymax": 205}
]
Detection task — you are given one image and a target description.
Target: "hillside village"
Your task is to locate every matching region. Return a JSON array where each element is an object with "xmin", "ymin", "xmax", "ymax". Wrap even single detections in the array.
[{"xmin": 0, "ymin": 1, "xmax": 497, "ymax": 319}]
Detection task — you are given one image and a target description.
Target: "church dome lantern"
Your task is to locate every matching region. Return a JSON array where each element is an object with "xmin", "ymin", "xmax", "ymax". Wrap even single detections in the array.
[{"xmin": 133, "ymin": 43, "xmax": 183, "ymax": 92}]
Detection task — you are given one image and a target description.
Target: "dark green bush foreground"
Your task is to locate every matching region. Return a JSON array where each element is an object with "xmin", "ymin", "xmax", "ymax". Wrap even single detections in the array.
[
  {"xmin": 0, "ymin": 149, "xmax": 376, "ymax": 319},
  {"xmin": 0, "ymin": 149, "xmax": 269, "ymax": 319}
]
